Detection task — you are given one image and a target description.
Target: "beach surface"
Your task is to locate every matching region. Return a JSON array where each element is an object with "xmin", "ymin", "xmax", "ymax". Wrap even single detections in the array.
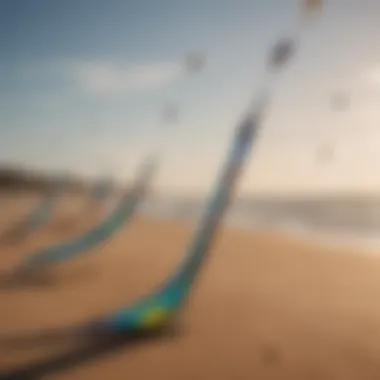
[{"xmin": 1, "ymin": 194, "xmax": 380, "ymax": 379}]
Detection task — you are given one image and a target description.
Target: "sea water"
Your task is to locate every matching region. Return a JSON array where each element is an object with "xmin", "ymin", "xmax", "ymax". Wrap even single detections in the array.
[{"xmin": 141, "ymin": 194, "xmax": 380, "ymax": 255}]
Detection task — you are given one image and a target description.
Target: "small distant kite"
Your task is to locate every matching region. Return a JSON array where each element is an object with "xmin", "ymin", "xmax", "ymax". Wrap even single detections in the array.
[
  {"xmin": 162, "ymin": 104, "xmax": 179, "ymax": 125},
  {"xmin": 302, "ymin": 0, "xmax": 324, "ymax": 21},
  {"xmin": 268, "ymin": 37, "xmax": 297, "ymax": 70},
  {"xmin": 267, "ymin": 0, "xmax": 324, "ymax": 70},
  {"xmin": 184, "ymin": 52, "xmax": 206, "ymax": 75}
]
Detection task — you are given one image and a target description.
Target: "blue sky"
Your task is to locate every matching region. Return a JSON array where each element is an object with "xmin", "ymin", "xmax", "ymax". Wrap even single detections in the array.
[{"xmin": 1, "ymin": 0, "xmax": 380, "ymax": 195}]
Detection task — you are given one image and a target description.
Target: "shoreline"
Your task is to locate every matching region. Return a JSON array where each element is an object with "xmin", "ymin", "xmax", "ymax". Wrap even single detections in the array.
[
  {"xmin": 4, "ymin": 191, "xmax": 380, "ymax": 257},
  {"xmin": 143, "ymin": 211, "xmax": 380, "ymax": 258}
]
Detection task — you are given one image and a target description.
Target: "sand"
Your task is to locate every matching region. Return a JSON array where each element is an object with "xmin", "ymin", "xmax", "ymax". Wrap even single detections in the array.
[{"xmin": 1, "ymin": 194, "xmax": 380, "ymax": 379}]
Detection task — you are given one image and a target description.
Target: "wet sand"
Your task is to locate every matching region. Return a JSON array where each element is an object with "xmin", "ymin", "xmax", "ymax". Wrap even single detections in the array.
[{"xmin": 1, "ymin": 195, "xmax": 380, "ymax": 379}]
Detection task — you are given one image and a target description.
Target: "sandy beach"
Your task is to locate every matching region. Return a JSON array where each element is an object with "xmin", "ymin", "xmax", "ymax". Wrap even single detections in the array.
[{"xmin": 1, "ymin": 195, "xmax": 380, "ymax": 379}]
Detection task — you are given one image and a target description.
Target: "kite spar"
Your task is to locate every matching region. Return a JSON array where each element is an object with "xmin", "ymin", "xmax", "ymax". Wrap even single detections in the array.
[
  {"xmin": 9, "ymin": 155, "xmax": 157, "ymax": 278},
  {"xmin": 78, "ymin": 0, "xmax": 324, "ymax": 334}
]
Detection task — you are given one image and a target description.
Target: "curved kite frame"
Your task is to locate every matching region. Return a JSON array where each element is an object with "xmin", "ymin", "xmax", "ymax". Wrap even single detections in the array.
[
  {"xmin": 79, "ymin": 99, "xmax": 266, "ymax": 334},
  {"xmin": 67, "ymin": 3, "xmax": 317, "ymax": 334},
  {"xmin": 12, "ymin": 156, "xmax": 158, "ymax": 276},
  {"xmin": 2, "ymin": 0, "xmax": 321, "ymax": 340}
]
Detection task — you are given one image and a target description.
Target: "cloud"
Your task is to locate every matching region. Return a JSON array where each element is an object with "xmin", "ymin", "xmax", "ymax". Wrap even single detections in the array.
[
  {"xmin": 70, "ymin": 60, "xmax": 183, "ymax": 97},
  {"xmin": 5, "ymin": 58, "xmax": 184, "ymax": 98}
]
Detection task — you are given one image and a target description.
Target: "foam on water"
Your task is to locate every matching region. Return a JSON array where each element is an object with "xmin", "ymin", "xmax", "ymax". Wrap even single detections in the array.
[
  {"xmin": 142, "ymin": 197, "xmax": 380, "ymax": 255},
  {"xmin": 278, "ymin": 221, "xmax": 380, "ymax": 254}
]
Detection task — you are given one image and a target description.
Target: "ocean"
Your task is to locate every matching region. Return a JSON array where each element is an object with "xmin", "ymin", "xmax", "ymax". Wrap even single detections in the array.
[
  {"xmin": 3, "ymin": 191, "xmax": 380, "ymax": 254},
  {"xmin": 141, "ymin": 194, "xmax": 380, "ymax": 255}
]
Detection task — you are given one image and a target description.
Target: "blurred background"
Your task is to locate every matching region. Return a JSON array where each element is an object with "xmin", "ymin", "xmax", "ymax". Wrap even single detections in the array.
[
  {"xmin": 3, "ymin": 2, "xmax": 380, "ymax": 379},
  {"xmin": 2, "ymin": 0, "xmax": 380, "ymax": 251}
]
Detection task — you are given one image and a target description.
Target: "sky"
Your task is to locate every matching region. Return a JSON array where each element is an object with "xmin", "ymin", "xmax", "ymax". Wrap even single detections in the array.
[{"xmin": 1, "ymin": 0, "xmax": 380, "ymax": 196}]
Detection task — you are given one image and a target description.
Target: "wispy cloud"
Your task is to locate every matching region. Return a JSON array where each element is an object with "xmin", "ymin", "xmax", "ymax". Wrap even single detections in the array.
[
  {"xmin": 70, "ymin": 60, "xmax": 183, "ymax": 97},
  {"xmin": 7, "ymin": 58, "xmax": 184, "ymax": 97}
]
